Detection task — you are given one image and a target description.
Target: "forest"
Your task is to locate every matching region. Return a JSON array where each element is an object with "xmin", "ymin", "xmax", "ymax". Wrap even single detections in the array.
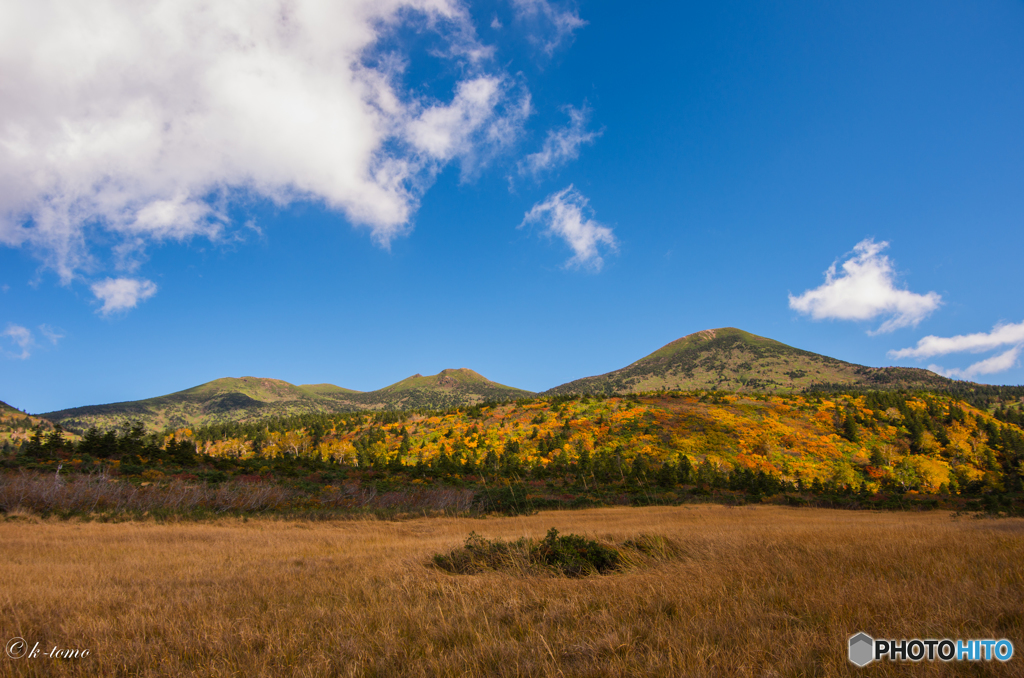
[{"xmin": 2, "ymin": 389, "xmax": 1023, "ymax": 517}]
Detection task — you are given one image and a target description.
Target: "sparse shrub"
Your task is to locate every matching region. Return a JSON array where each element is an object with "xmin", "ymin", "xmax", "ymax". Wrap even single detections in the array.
[
  {"xmin": 535, "ymin": 528, "xmax": 620, "ymax": 576},
  {"xmin": 433, "ymin": 528, "xmax": 622, "ymax": 577},
  {"xmin": 433, "ymin": 532, "xmax": 534, "ymax": 575}
]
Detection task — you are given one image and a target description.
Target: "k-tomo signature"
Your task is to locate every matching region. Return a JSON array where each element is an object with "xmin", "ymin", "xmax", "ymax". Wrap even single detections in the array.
[{"xmin": 6, "ymin": 638, "xmax": 90, "ymax": 660}]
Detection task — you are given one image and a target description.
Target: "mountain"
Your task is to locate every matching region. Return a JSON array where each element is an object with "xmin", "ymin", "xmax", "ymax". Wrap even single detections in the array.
[
  {"xmin": 42, "ymin": 370, "xmax": 535, "ymax": 433},
  {"xmin": 1, "ymin": 399, "xmax": 58, "ymax": 446},
  {"xmin": 348, "ymin": 368, "xmax": 534, "ymax": 411},
  {"xmin": 36, "ymin": 327, "xmax": 959, "ymax": 433},
  {"xmin": 543, "ymin": 327, "xmax": 953, "ymax": 396}
]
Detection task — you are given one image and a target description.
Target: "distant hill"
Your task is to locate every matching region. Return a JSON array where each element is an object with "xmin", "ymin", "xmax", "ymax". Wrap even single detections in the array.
[
  {"xmin": 347, "ymin": 368, "xmax": 534, "ymax": 411},
  {"xmin": 42, "ymin": 371, "xmax": 535, "ymax": 433},
  {"xmin": 1, "ymin": 399, "xmax": 58, "ymax": 446},
  {"xmin": 544, "ymin": 327, "xmax": 953, "ymax": 396},
  {"xmin": 34, "ymin": 327, "xmax": 966, "ymax": 433}
]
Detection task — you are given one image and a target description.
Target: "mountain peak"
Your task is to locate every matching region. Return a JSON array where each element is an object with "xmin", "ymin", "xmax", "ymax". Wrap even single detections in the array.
[
  {"xmin": 385, "ymin": 368, "xmax": 499, "ymax": 392},
  {"xmin": 545, "ymin": 327, "xmax": 951, "ymax": 396}
]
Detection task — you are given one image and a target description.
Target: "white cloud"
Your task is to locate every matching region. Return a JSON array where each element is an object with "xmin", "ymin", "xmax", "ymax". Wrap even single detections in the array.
[
  {"xmin": 520, "ymin": 185, "xmax": 616, "ymax": 270},
  {"xmin": 518, "ymin": 104, "xmax": 600, "ymax": 178},
  {"xmin": 0, "ymin": 0, "xmax": 530, "ymax": 285},
  {"xmin": 510, "ymin": 0, "xmax": 586, "ymax": 55},
  {"xmin": 2, "ymin": 323, "xmax": 33, "ymax": 359},
  {"xmin": 38, "ymin": 324, "xmax": 65, "ymax": 345},
  {"xmin": 788, "ymin": 239, "xmax": 941, "ymax": 334},
  {"xmin": 889, "ymin": 319, "xmax": 1024, "ymax": 381},
  {"xmin": 406, "ymin": 76, "xmax": 531, "ymax": 183},
  {"xmin": 90, "ymin": 277, "xmax": 158, "ymax": 315},
  {"xmin": 889, "ymin": 320, "xmax": 1024, "ymax": 359},
  {"xmin": 927, "ymin": 345, "xmax": 1022, "ymax": 380}
]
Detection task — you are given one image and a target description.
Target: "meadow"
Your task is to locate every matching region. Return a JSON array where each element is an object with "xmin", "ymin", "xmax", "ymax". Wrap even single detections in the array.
[{"xmin": 1, "ymin": 506, "xmax": 1022, "ymax": 677}]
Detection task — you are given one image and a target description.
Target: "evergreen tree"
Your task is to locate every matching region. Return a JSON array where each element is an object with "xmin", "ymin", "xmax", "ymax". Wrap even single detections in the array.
[
  {"xmin": 628, "ymin": 454, "xmax": 650, "ymax": 487},
  {"xmin": 695, "ymin": 459, "xmax": 717, "ymax": 486},
  {"xmin": 77, "ymin": 427, "xmax": 104, "ymax": 458},
  {"xmin": 656, "ymin": 460, "xmax": 676, "ymax": 488},
  {"xmin": 841, "ymin": 412, "xmax": 859, "ymax": 443},
  {"xmin": 25, "ymin": 425, "xmax": 45, "ymax": 459},
  {"xmin": 573, "ymin": 442, "xmax": 593, "ymax": 482},
  {"xmin": 676, "ymin": 455, "xmax": 693, "ymax": 484}
]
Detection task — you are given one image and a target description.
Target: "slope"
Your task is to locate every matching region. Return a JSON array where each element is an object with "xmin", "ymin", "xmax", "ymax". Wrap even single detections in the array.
[
  {"xmin": 1, "ymin": 399, "xmax": 60, "ymax": 447},
  {"xmin": 544, "ymin": 327, "xmax": 952, "ymax": 396},
  {"xmin": 344, "ymin": 368, "xmax": 535, "ymax": 411},
  {"xmin": 41, "ymin": 370, "xmax": 534, "ymax": 433},
  {"xmin": 41, "ymin": 377, "xmax": 341, "ymax": 433}
]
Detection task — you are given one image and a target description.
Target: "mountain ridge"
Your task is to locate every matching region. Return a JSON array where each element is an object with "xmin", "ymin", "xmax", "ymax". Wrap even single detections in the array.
[
  {"xmin": 41, "ymin": 369, "xmax": 536, "ymax": 432},
  {"xmin": 543, "ymin": 327, "xmax": 952, "ymax": 396},
  {"xmin": 35, "ymin": 327, "xmax": 961, "ymax": 432}
]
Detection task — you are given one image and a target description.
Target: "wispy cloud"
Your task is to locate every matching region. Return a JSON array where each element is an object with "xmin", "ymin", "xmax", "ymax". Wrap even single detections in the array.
[
  {"xmin": 406, "ymin": 76, "xmax": 532, "ymax": 185},
  {"xmin": 889, "ymin": 320, "xmax": 1024, "ymax": 380},
  {"xmin": 2, "ymin": 323, "xmax": 33, "ymax": 359},
  {"xmin": 927, "ymin": 346, "xmax": 1022, "ymax": 380},
  {"xmin": 520, "ymin": 185, "xmax": 616, "ymax": 270},
  {"xmin": 510, "ymin": 0, "xmax": 586, "ymax": 55},
  {"xmin": 38, "ymin": 324, "xmax": 65, "ymax": 345},
  {"xmin": 889, "ymin": 320, "xmax": 1024, "ymax": 359},
  {"xmin": 0, "ymin": 0, "xmax": 532, "ymax": 291},
  {"xmin": 788, "ymin": 239, "xmax": 941, "ymax": 334},
  {"xmin": 91, "ymin": 277, "xmax": 158, "ymax": 316},
  {"xmin": 518, "ymin": 104, "xmax": 600, "ymax": 178}
]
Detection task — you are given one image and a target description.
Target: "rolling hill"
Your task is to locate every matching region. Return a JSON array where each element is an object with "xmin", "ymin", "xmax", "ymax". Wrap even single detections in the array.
[
  {"xmin": 35, "ymin": 327, "xmax": 964, "ymax": 433},
  {"xmin": 348, "ymin": 368, "xmax": 534, "ymax": 411},
  {"xmin": 543, "ymin": 327, "xmax": 953, "ymax": 396},
  {"xmin": 1, "ymin": 398, "xmax": 59, "ymax": 446},
  {"xmin": 42, "ymin": 370, "xmax": 535, "ymax": 433}
]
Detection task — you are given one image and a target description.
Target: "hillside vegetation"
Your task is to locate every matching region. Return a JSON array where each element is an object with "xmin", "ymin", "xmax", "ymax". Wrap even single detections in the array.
[
  {"xmin": 183, "ymin": 390, "xmax": 1024, "ymax": 498},
  {"xmin": 42, "ymin": 370, "xmax": 535, "ymax": 433},
  {"xmin": 6, "ymin": 388, "xmax": 1024, "ymax": 518},
  {"xmin": 32, "ymin": 328, "xmax": 979, "ymax": 434},
  {"xmin": 1, "ymin": 399, "xmax": 68, "ymax": 447},
  {"xmin": 545, "ymin": 328, "xmax": 953, "ymax": 395}
]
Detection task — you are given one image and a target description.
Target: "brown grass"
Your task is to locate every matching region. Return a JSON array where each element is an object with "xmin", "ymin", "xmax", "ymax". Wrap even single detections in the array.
[
  {"xmin": 0, "ymin": 506, "xmax": 1022, "ymax": 677},
  {"xmin": 0, "ymin": 472, "xmax": 476, "ymax": 517}
]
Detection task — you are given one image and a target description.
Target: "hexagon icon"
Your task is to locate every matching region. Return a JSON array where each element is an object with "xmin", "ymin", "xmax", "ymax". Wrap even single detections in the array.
[{"xmin": 849, "ymin": 632, "xmax": 874, "ymax": 667}]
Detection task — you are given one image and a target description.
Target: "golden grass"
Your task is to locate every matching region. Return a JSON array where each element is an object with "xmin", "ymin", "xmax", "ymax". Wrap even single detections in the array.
[{"xmin": 1, "ymin": 506, "xmax": 1022, "ymax": 677}]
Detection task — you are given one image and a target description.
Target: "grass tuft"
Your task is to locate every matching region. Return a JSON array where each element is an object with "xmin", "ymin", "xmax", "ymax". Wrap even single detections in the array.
[{"xmin": 433, "ymin": 527, "xmax": 622, "ymax": 577}]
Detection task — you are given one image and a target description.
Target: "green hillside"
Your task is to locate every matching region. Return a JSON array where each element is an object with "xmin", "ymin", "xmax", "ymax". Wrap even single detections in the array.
[
  {"xmin": 1, "ymin": 399, "xmax": 59, "ymax": 447},
  {"xmin": 300, "ymin": 384, "xmax": 361, "ymax": 396},
  {"xmin": 42, "ymin": 377, "xmax": 335, "ymax": 433},
  {"xmin": 544, "ymin": 327, "xmax": 953, "ymax": 396},
  {"xmin": 344, "ymin": 368, "xmax": 535, "ymax": 411},
  {"xmin": 34, "ymin": 327, "xmax": 968, "ymax": 434},
  {"xmin": 42, "ymin": 370, "xmax": 534, "ymax": 433}
]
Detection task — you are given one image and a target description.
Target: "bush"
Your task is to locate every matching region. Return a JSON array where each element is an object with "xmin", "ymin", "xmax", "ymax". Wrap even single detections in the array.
[
  {"xmin": 432, "ymin": 528, "xmax": 621, "ymax": 577},
  {"xmin": 536, "ymin": 528, "xmax": 620, "ymax": 576}
]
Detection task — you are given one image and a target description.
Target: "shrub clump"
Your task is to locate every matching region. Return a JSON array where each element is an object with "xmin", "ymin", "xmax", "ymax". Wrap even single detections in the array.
[{"xmin": 433, "ymin": 528, "xmax": 622, "ymax": 577}]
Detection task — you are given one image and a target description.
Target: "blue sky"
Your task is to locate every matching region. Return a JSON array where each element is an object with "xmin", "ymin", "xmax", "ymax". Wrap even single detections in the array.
[{"xmin": 2, "ymin": 0, "xmax": 1023, "ymax": 413}]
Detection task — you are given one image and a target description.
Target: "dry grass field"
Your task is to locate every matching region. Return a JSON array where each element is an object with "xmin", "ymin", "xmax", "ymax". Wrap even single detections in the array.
[{"xmin": 1, "ymin": 506, "xmax": 1022, "ymax": 677}]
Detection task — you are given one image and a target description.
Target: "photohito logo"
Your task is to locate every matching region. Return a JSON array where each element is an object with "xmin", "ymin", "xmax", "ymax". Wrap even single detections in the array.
[{"xmin": 849, "ymin": 632, "xmax": 1014, "ymax": 666}]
